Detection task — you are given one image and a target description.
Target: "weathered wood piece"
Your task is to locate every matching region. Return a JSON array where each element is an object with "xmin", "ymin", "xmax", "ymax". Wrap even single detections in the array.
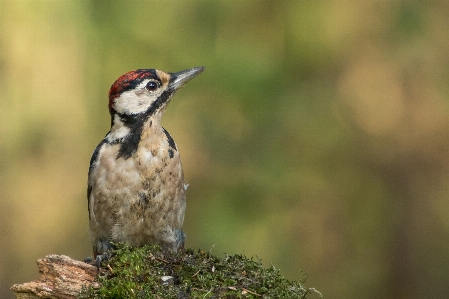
[{"xmin": 11, "ymin": 255, "xmax": 97, "ymax": 299}]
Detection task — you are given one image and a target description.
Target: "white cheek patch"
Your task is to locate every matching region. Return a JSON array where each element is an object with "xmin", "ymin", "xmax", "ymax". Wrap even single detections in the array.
[
  {"xmin": 113, "ymin": 81, "xmax": 165, "ymax": 115},
  {"xmin": 114, "ymin": 91, "xmax": 153, "ymax": 114}
]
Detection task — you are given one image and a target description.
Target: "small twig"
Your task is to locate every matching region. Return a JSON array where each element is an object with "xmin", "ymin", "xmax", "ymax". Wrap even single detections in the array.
[
  {"xmin": 107, "ymin": 264, "xmax": 113, "ymax": 273},
  {"xmin": 242, "ymin": 287, "xmax": 261, "ymax": 297},
  {"xmin": 155, "ymin": 257, "xmax": 169, "ymax": 264},
  {"xmin": 308, "ymin": 288, "xmax": 323, "ymax": 298},
  {"xmin": 192, "ymin": 269, "xmax": 201, "ymax": 278}
]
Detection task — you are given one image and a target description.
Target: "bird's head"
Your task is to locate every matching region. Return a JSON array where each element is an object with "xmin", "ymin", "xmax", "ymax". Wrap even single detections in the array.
[{"xmin": 108, "ymin": 67, "xmax": 205, "ymax": 118}]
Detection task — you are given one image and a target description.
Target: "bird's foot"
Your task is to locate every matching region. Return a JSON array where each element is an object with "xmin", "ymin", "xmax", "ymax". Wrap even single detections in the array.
[
  {"xmin": 84, "ymin": 241, "xmax": 116, "ymax": 270},
  {"xmin": 83, "ymin": 251, "xmax": 115, "ymax": 270},
  {"xmin": 95, "ymin": 251, "xmax": 115, "ymax": 270}
]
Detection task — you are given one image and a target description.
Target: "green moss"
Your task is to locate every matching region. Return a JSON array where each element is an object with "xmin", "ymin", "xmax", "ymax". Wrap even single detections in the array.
[{"xmin": 81, "ymin": 243, "xmax": 320, "ymax": 299}]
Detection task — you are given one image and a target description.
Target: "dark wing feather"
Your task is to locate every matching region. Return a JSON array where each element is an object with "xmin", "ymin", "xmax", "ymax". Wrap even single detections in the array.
[{"xmin": 87, "ymin": 138, "xmax": 108, "ymax": 217}]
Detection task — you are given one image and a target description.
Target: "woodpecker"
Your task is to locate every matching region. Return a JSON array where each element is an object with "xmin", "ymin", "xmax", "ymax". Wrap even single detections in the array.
[{"xmin": 87, "ymin": 67, "xmax": 205, "ymax": 265}]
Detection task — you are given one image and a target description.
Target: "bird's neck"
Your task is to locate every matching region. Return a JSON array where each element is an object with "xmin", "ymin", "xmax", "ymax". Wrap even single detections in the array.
[
  {"xmin": 107, "ymin": 111, "xmax": 163, "ymax": 144},
  {"xmin": 108, "ymin": 110, "xmax": 166, "ymax": 160}
]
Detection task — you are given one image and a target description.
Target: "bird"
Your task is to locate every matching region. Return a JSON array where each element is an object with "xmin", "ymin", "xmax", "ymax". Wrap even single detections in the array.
[{"xmin": 87, "ymin": 66, "xmax": 205, "ymax": 266}]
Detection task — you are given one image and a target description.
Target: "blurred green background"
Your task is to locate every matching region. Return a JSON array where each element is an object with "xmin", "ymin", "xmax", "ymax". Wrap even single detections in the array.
[{"xmin": 1, "ymin": 1, "xmax": 449, "ymax": 298}]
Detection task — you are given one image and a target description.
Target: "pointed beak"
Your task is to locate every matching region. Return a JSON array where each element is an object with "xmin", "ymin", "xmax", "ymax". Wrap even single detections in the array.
[{"xmin": 170, "ymin": 66, "xmax": 205, "ymax": 91}]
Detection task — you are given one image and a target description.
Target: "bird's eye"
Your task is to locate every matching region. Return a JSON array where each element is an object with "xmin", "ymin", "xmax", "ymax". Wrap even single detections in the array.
[{"xmin": 145, "ymin": 81, "xmax": 159, "ymax": 91}]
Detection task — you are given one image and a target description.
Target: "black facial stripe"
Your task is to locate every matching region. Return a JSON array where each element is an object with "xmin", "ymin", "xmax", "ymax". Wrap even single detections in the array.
[
  {"xmin": 145, "ymin": 88, "xmax": 172, "ymax": 116},
  {"xmin": 114, "ymin": 89, "xmax": 174, "ymax": 160}
]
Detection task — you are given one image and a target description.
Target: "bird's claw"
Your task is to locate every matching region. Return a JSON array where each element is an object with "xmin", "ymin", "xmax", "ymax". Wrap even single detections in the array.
[{"xmin": 95, "ymin": 251, "xmax": 115, "ymax": 270}]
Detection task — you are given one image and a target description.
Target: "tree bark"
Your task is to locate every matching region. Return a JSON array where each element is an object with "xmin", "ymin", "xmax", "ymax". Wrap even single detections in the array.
[{"xmin": 10, "ymin": 255, "xmax": 97, "ymax": 299}]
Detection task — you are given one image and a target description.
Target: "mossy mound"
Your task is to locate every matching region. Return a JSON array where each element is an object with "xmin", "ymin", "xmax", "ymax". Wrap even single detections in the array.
[{"xmin": 81, "ymin": 243, "xmax": 319, "ymax": 299}]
